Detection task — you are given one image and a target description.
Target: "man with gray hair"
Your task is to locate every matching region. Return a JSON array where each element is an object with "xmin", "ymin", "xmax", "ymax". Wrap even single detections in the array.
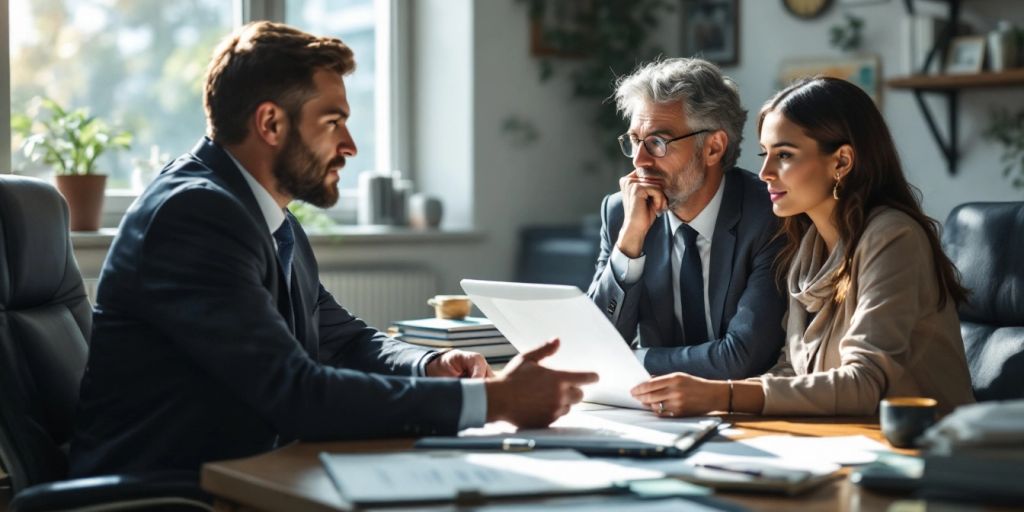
[{"xmin": 588, "ymin": 58, "xmax": 785, "ymax": 396}]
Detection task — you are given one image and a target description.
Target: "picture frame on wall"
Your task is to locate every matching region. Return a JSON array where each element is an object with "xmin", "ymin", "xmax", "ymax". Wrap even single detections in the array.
[
  {"xmin": 681, "ymin": 0, "xmax": 740, "ymax": 66},
  {"xmin": 945, "ymin": 36, "xmax": 986, "ymax": 75},
  {"xmin": 778, "ymin": 55, "xmax": 882, "ymax": 104}
]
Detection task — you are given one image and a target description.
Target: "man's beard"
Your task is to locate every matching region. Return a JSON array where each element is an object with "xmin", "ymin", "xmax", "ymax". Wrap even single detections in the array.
[
  {"xmin": 272, "ymin": 130, "xmax": 344, "ymax": 208},
  {"xmin": 664, "ymin": 152, "xmax": 706, "ymax": 211}
]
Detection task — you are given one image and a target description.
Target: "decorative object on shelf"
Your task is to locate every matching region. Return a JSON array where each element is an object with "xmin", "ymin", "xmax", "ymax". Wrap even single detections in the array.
[
  {"xmin": 409, "ymin": 193, "xmax": 443, "ymax": 230},
  {"xmin": 517, "ymin": 0, "xmax": 676, "ymax": 170},
  {"xmin": 681, "ymin": 0, "xmax": 739, "ymax": 66},
  {"xmin": 982, "ymin": 107, "xmax": 1024, "ymax": 189},
  {"xmin": 946, "ymin": 36, "xmax": 986, "ymax": 75},
  {"xmin": 11, "ymin": 97, "xmax": 132, "ymax": 231},
  {"xmin": 778, "ymin": 55, "xmax": 881, "ymax": 104},
  {"xmin": 356, "ymin": 170, "xmax": 414, "ymax": 227},
  {"xmin": 987, "ymin": 21, "xmax": 1019, "ymax": 73},
  {"xmin": 829, "ymin": 13, "xmax": 864, "ymax": 52},
  {"xmin": 783, "ymin": 0, "xmax": 832, "ymax": 19}
]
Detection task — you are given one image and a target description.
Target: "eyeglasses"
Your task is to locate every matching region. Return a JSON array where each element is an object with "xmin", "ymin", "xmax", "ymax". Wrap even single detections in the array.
[{"xmin": 617, "ymin": 129, "xmax": 709, "ymax": 158}]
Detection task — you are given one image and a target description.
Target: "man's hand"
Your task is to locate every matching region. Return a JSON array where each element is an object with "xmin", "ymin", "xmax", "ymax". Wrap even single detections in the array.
[
  {"xmin": 425, "ymin": 349, "xmax": 494, "ymax": 378},
  {"xmin": 616, "ymin": 169, "xmax": 668, "ymax": 258},
  {"xmin": 484, "ymin": 338, "xmax": 599, "ymax": 428},
  {"xmin": 630, "ymin": 372, "xmax": 727, "ymax": 417}
]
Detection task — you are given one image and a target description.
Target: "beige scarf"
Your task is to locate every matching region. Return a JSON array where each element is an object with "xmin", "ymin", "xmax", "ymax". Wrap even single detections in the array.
[{"xmin": 784, "ymin": 225, "xmax": 845, "ymax": 375}]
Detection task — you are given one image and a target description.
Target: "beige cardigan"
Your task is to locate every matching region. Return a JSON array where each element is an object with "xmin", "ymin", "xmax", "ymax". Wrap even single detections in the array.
[{"xmin": 760, "ymin": 208, "xmax": 975, "ymax": 416}]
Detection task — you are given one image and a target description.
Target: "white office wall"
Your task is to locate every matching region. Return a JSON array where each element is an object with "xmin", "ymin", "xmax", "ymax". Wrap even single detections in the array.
[{"xmin": 726, "ymin": 0, "xmax": 1024, "ymax": 221}]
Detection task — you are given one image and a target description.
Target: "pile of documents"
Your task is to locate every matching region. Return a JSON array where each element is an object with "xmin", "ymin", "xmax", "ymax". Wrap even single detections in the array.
[{"xmin": 391, "ymin": 316, "xmax": 518, "ymax": 364}]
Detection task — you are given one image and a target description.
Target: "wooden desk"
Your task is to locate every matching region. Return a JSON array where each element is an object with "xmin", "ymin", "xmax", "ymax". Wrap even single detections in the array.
[{"xmin": 200, "ymin": 416, "xmax": 917, "ymax": 512}]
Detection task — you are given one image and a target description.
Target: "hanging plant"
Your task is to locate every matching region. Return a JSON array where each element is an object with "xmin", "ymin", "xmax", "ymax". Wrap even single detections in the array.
[{"xmin": 517, "ymin": 0, "xmax": 677, "ymax": 170}]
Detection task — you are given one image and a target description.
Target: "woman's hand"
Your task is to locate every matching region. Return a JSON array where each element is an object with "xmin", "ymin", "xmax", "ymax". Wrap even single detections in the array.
[{"xmin": 631, "ymin": 372, "xmax": 729, "ymax": 417}]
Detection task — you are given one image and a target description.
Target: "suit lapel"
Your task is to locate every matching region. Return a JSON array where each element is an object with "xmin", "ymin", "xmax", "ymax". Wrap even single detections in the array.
[
  {"xmin": 708, "ymin": 171, "xmax": 741, "ymax": 337},
  {"xmin": 643, "ymin": 214, "xmax": 675, "ymax": 345},
  {"xmin": 192, "ymin": 138, "xmax": 297, "ymax": 335}
]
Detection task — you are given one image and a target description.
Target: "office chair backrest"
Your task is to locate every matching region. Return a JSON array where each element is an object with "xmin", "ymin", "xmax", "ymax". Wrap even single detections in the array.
[
  {"xmin": 941, "ymin": 202, "xmax": 1024, "ymax": 401},
  {"xmin": 0, "ymin": 175, "xmax": 92, "ymax": 492}
]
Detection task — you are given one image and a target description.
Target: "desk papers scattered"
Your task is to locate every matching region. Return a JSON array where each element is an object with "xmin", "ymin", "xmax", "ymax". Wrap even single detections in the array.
[{"xmin": 319, "ymin": 450, "xmax": 664, "ymax": 505}]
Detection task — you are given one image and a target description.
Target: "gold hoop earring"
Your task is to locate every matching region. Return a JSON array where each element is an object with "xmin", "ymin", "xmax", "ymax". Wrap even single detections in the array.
[{"xmin": 832, "ymin": 174, "xmax": 841, "ymax": 200}]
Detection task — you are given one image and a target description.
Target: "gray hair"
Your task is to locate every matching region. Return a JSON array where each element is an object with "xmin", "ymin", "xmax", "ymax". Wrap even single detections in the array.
[{"xmin": 614, "ymin": 57, "xmax": 747, "ymax": 170}]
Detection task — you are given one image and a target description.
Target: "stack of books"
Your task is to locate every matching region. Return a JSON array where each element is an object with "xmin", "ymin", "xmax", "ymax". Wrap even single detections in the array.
[{"xmin": 391, "ymin": 316, "xmax": 517, "ymax": 364}]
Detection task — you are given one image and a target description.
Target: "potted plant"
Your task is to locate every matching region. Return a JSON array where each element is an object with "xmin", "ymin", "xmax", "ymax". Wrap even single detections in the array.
[{"xmin": 12, "ymin": 97, "xmax": 132, "ymax": 231}]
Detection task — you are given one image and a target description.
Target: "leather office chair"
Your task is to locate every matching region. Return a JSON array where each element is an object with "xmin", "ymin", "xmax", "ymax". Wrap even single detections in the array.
[
  {"xmin": 941, "ymin": 201, "xmax": 1024, "ymax": 401},
  {"xmin": 0, "ymin": 174, "xmax": 209, "ymax": 511}
]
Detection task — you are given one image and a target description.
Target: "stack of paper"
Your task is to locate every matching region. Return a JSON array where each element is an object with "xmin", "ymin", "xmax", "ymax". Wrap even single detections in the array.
[
  {"xmin": 319, "ymin": 450, "xmax": 664, "ymax": 505},
  {"xmin": 392, "ymin": 316, "xmax": 518, "ymax": 363}
]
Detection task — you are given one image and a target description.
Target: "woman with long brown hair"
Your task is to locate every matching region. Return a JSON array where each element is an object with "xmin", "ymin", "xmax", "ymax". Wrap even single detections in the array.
[{"xmin": 631, "ymin": 76, "xmax": 975, "ymax": 416}]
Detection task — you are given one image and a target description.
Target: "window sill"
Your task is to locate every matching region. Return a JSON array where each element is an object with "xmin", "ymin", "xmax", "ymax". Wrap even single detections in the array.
[{"xmin": 70, "ymin": 226, "xmax": 484, "ymax": 250}]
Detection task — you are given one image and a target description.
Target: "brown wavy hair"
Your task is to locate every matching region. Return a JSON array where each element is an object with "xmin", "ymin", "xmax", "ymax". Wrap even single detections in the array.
[
  {"xmin": 757, "ymin": 76, "xmax": 967, "ymax": 308},
  {"xmin": 204, "ymin": 21, "xmax": 355, "ymax": 144}
]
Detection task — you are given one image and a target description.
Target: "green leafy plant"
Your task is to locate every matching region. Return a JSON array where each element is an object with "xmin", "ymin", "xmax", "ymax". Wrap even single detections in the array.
[
  {"xmin": 983, "ymin": 108, "xmax": 1024, "ymax": 189},
  {"xmin": 829, "ymin": 14, "xmax": 864, "ymax": 53},
  {"xmin": 287, "ymin": 201, "xmax": 336, "ymax": 230},
  {"xmin": 12, "ymin": 97, "xmax": 132, "ymax": 176},
  {"xmin": 519, "ymin": 0, "xmax": 676, "ymax": 168}
]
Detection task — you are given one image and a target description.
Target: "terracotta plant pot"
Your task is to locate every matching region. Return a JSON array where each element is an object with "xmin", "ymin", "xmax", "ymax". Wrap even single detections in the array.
[{"xmin": 54, "ymin": 174, "xmax": 106, "ymax": 231}]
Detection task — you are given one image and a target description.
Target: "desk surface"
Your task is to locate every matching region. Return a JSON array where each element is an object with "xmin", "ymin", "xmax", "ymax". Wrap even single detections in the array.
[{"xmin": 201, "ymin": 415, "xmax": 931, "ymax": 512}]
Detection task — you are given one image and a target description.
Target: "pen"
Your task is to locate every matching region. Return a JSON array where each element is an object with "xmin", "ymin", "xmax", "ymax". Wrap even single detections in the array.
[{"xmin": 693, "ymin": 463, "xmax": 805, "ymax": 481}]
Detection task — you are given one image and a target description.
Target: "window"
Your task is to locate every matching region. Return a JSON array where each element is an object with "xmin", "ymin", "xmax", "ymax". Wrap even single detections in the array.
[
  {"xmin": 9, "ymin": 0, "xmax": 234, "ymax": 191},
  {"xmin": 6, "ymin": 0, "xmax": 400, "ymax": 212},
  {"xmin": 287, "ymin": 0, "xmax": 389, "ymax": 192}
]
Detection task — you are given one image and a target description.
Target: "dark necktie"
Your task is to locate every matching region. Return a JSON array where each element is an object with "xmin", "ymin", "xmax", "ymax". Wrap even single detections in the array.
[
  {"xmin": 678, "ymin": 224, "xmax": 709, "ymax": 344},
  {"xmin": 273, "ymin": 219, "xmax": 295, "ymax": 290}
]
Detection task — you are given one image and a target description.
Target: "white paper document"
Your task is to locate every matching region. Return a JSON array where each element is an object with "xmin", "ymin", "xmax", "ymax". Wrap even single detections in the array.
[
  {"xmin": 319, "ymin": 450, "xmax": 664, "ymax": 505},
  {"xmin": 461, "ymin": 280, "xmax": 651, "ymax": 408}
]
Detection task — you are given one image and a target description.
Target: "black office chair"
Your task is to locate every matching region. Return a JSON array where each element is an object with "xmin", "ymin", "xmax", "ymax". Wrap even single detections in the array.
[
  {"xmin": 0, "ymin": 174, "xmax": 209, "ymax": 511},
  {"xmin": 941, "ymin": 201, "xmax": 1024, "ymax": 401}
]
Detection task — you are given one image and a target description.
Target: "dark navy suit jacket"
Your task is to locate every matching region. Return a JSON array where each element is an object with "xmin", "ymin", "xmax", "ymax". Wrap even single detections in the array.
[
  {"xmin": 587, "ymin": 169, "xmax": 786, "ymax": 379},
  {"xmin": 69, "ymin": 138, "xmax": 462, "ymax": 476}
]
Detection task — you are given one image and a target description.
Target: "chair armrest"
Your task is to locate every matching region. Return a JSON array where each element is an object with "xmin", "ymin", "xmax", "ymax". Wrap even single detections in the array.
[{"xmin": 10, "ymin": 470, "xmax": 210, "ymax": 512}]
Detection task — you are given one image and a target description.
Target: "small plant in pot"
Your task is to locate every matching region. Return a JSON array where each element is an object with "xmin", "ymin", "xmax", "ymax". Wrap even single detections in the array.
[{"xmin": 12, "ymin": 97, "xmax": 132, "ymax": 231}]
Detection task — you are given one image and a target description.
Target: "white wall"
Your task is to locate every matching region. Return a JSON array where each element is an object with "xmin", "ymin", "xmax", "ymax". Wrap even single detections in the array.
[{"xmin": 726, "ymin": 0, "xmax": 1024, "ymax": 221}]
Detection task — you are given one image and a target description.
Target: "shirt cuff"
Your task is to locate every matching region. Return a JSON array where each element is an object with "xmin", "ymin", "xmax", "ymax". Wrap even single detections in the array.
[
  {"xmin": 634, "ymin": 348, "xmax": 649, "ymax": 367},
  {"xmin": 457, "ymin": 378, "xmax": 488, "ymax": 429},
  {"xmin": 610, "ymin": 246, "xmax": 646, "ymax": 285},
  {"xmin": 414, "ymin": 350, "xmax": 443, "ymax": 377}
]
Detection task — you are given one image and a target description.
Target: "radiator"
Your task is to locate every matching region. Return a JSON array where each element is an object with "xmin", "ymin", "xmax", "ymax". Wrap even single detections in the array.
[
  {"xmin": 319, "ymin": 268, "xmax": 439, "ymax": 329},
  {"xmin": 82, "ymin": 269, "xmax": 439, "ymax": 330}
]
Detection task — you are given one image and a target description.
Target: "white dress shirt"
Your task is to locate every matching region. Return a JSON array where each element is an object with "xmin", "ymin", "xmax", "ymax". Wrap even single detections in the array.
[
  {"xmin": 609, "ymin": 179, "xmax": 725, "ymax": 364},
  {"xmin": 225, "ymin": 150, "xmax": 486, "ymax": 429}
]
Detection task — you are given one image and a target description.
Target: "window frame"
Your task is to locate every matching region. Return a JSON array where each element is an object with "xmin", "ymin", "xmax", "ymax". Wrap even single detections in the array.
[{"xmin": 3, "ymin": 0, "xmax": 408, "ymax": 226}]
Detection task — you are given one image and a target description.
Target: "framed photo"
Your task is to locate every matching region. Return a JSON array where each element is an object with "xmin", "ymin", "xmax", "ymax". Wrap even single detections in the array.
[
  {"xmin": 945, "ymin": 36, "xmax": 986, "ymax": 75},
  {"xmin": 778, "ymin": 55, "xmax": 882, "ymax": 104},
  {"xmin": 681, "ymin": 0, "xmax": 739, "ymax": 66}
]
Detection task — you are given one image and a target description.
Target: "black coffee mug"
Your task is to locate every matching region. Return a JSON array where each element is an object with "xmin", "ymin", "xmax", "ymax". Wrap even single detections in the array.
[{"xmin": 880, "ymin": 397, "xmax": 937, "ymax": 448}]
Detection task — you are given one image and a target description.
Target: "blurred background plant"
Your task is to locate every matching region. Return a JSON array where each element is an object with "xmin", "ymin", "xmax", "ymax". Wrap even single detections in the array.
[
  {"xmin": 12, "ymin": 97, "xmax": 132, "ymax": 176},
  {"xmin": 983, "ymin": 107, "xmax": 1024, "ymax": 189},
  {"xmin": 829, "ymin": 13, "xmax": 864, "ymax": 53},
  {"xmin": 517, "ymin": 0, "xmax": 676, "ymax": 169},
  {"xmin": 288, "ymin": 201, "xmax": 336, "ymax": 230}
]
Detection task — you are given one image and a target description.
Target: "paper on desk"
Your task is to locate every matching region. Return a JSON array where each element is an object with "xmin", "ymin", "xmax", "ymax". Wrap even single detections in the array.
[
  {"xmin": 473, "ymin": 496, "xmax": 725, "ymax": 511},
  {"xmin": 461, "ymin": 406, "xmax": 719, "ymax": 448},
  {"xmin": 319, "ymin": 449, "xmax": 664, "ymax": 504},
  {"xmin": 737, "ymin": 435, "xmax": 887, "ymax": 465},
  {"xmin": 462, "ymin": 279, "xmax": 650, "ymax": 409}
]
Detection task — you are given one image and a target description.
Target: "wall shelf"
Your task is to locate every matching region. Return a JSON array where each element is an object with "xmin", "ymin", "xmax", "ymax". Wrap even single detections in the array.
[
  {"xmin": 885, "ymin": 0, "xmax": 1024, "ymax": 175},
  {"xmin": 887, "ymin": 69, "xmax": 1024, "ymax": 90}
]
